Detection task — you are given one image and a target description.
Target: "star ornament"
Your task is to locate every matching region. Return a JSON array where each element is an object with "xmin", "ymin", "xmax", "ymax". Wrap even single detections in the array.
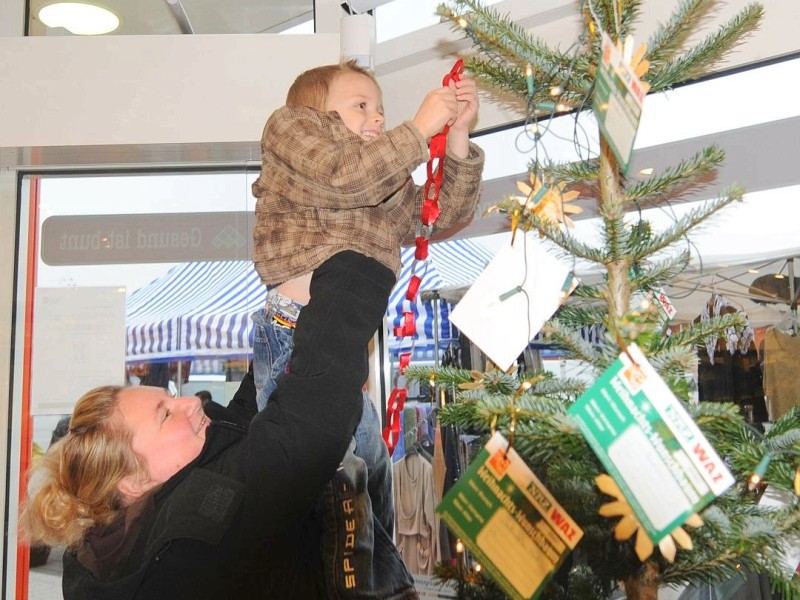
[
  {"xmin": 517, "ymin": 174, "xmax": 583, "ymax": 229},
  {"xmin": 595, "ymin": 474, "xmax": 703, "ymax": 562},
  {"xmin": 458, "ymin": 370, "xmax": 486, "ymax": 390},
  {"xmin": 487, "ymin": 174, "xmax": 583, "ymax": 241}
]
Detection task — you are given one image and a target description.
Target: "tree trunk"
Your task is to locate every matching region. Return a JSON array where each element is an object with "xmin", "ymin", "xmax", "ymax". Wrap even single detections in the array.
[
  {"xmin": 622, "ymin": 561, "xmax": 660, "ymax": 600},
  {"xmin": 597, "ymin": 137, "xmax": 630, "ymax": 320}
]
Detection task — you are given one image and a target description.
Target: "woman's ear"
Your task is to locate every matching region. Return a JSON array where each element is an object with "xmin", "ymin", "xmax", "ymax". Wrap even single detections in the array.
[{"xmin": 116, "ymin": 474, "xmax": 154, "ymax": 504}]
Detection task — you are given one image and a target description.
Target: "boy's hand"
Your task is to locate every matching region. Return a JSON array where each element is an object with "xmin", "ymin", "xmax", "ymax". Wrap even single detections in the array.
[
  {"xmin": 446, "ymin": 78, "xmax": 479, "ymax": 159},
  {"xmin": 411, "ymin": 87, "xmax": 459, "ymax": 141},
  {"xmin": 448, "ymin": 78, "xmax": 479, "ymax": 135}
]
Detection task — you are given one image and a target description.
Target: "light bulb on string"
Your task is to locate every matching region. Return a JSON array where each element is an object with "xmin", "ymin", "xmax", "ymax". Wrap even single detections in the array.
[
  {"xmin": 748, "ymin": 454, "xmax": 772, "ymax": 491},
  {"xmin": 525, "ymin": 64, "xmax": 534, "ymax": 97}
]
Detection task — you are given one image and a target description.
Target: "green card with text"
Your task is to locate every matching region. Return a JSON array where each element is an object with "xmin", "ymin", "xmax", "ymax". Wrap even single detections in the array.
[
  {"xmin": 593, "ymin": 32, "xmax": 646, "ymax": 174},
  {"xmin": 437, "ymin": 432, "xmax": 582, "ymax": 600},
  {"xmin": 568, "ymin": 343, "xmax": 734, "ymax": 542}
]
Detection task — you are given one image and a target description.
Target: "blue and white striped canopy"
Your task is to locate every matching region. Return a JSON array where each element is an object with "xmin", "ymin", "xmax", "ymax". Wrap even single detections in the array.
[
  {"xmin": 125, "ymin": 238, "xmax": 498, "ymax": 363},
  {"xmin": 126, "ymin": 261, "xmax": 266, "ymax": 361}
]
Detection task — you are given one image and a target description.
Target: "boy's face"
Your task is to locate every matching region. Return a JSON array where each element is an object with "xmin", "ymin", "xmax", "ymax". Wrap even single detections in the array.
[{"xmin": 324, "ymin": 72, "xmax": 385, "ymax": 141}]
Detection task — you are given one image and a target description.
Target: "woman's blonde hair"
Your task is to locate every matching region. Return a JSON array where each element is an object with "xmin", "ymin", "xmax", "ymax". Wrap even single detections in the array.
[
  {"xmin": 286, "ymin": 59, "xmax": 379, "ymax": 111},
  {"xmin": 19, "ymin": 385, "xmax": 149, "ymax": 549}
]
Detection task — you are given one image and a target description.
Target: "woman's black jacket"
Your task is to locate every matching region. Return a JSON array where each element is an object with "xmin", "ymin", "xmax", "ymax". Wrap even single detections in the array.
[{"xmin": 62, "ymin": 369, "xmax": 363, "ymax": 600}]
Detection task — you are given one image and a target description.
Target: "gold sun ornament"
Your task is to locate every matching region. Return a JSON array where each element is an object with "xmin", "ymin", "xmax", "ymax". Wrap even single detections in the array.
[
  {"xmin": 487, "ymin": 173, "xmax": 584, "ymax": 242},
  {"xmin": 458, "ymin": 370, "xmax": 487, "ymax": 391},
  {"xmin": 595, "ymin": 474, "xmax": 703, "ymax": 562}
]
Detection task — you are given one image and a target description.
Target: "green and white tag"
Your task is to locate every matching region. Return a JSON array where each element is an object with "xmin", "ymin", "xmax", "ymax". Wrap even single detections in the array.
[
  {"xmin": 437, "ymin": 432, "xmax": 582, "ymax": 600},
  {"xmin": 568, "ymin": 343, "xmax": 734, "ymax": 542},
  {"xmin": 593, "ymin": 32, "xmax": 646, "ymax": 174}
]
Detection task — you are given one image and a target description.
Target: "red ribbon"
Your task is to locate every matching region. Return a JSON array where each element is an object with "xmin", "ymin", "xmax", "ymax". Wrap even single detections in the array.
[{"xmin": 383, "ymin": 59, "xmax": 464, "ymax": 455}]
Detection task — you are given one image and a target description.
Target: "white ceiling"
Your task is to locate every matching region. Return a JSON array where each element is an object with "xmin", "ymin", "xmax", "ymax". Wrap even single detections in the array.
[{"xmin": 27, "ymin": 0, "xmax": 314, "ymax": 35}]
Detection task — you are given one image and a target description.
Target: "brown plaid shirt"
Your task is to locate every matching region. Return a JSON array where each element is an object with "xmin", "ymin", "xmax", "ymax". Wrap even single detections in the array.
[{"xmin": 252, "ymin": 106, "xmax": 485, "ymax": 285}]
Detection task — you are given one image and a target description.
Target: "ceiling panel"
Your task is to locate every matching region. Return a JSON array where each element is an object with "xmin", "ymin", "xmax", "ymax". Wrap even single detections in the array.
[{"xmin": 26, "ymin": 0, "xmax": 313, "ymax": 35}]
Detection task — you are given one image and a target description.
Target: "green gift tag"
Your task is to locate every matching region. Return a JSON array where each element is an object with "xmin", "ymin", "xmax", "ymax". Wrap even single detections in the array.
[
  {"xmin": 568, "ymin": 343, "xmax": 734, "ymax": 542},
  {"xmin": 437, "ymin": 432, "xmax": 582, "ymax": 600},
  {"xmin": 593, "ymin": 32, "xmax": 646, "ymax": 174}
]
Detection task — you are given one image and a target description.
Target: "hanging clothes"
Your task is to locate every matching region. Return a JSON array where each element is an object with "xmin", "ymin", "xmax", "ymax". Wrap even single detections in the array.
[
  {"xmin": 763, "ymin": 328, "xmax": 800, "ymax": 421},
  {"xmin": 393, "ymin": 453, "xmax": 439, "ymax": 575}
]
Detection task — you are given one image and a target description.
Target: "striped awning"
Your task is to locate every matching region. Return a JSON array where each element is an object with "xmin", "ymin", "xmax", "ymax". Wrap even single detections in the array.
[{"xmin": 126, "ymin": 261, "xmax": 266, "ymax": 361}]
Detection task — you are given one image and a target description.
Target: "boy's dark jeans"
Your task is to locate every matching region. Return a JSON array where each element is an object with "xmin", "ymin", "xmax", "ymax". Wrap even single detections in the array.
[{"xmin": 253, "ymin": 251, "xmax": 416, "ymax": 599}]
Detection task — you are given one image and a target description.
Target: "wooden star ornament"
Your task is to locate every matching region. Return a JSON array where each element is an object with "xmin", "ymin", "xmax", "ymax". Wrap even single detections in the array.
[{"xmin": 596, "ymin": 474, "xmax": 703, "ymax": 562}]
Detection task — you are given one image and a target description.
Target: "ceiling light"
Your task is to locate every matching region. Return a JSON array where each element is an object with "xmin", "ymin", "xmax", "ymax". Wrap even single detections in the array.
[
  {"xmin": 774, "ymin": 273, "xmax": 785, "ymax": 279},
  {"xmin": 639, "ymin": 167, "xmax": 654, "ymax": 176},
  {"xmin": 747, "ymin": 268, "xmax": 759, "ymax": 274},
  {"xmin": 38, "ymin": 3, "xmax": 120, "ymax": 35}
]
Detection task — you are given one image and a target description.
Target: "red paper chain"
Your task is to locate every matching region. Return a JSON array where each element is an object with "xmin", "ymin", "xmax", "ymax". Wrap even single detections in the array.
[{"xmin": 383, "ymin": 59, "xmax": 464, "ymax": 455}]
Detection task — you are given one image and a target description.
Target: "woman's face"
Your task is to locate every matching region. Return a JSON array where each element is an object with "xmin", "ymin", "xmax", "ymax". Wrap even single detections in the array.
[{"xmin": 117, "ymin": 386, "xmax": 210, "ymax": 492}]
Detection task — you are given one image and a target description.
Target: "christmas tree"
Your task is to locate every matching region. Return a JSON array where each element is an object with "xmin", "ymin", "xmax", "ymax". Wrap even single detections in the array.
[{"xmin": 404, "ymin": 1, "xmax": 800, "ymax": 599}]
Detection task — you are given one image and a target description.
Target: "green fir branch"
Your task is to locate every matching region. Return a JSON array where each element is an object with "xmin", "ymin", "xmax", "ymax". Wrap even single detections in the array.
[
  {"xmin": 524, "ymin": 215, "xmax": 607, "ymax": 263},
  {"xmin": 617, "ymin": 0, "xmax": 643, "ymax": 41},
  {"xmin": 630, "ymin": 184, "xmax": 744, "ymax": 261},
  {"xmin": 689, "ymin": 400, "xmax": 750, "ymax": 436},
  {"xmin": 533, "ymin": 375, "xmax": 588, "ymax": 401},
  {"xmin": 647, "ymin": 346, "xmax": 698, "ymax": 380},
  {"xmin": 629, "ymin": 251, "xmax": 692, "ymax": 292},
  {"xmin": 624, "ymin": 145, "xmax": 726, "ymax": 206},
  {"xmin": 765, "ymin": 406, "xmax": 800, "ymax": 440},
  {"xmin": 571, "ymin": 283, "xmax": 606, "ymax": 300},
  {"xmin": 541, "ymin": 319, "xmax": 609, "ymax": 368},
  {"xmin": 601, "ymin": 213, "xmax": 629, "ymax": 263},
  {"xmin": 647, "ymin": 4, "xmax": 765, "ymax": 91},
  {"xmin": 646, "ymin": 0, "xmax": 717, "ymax": 66},
  {"xmin": 540, "ymin": 158, "xmax": 600, "ymax": 186},
  {"xmin": 764, "ymin": 428, "xmax": 800, "ymax": 454},
  {"xmin": 556, "ymin": 304, "xmax": 607, "ymax": 328},
  {"xmin": 463, "ymin": 56, "xmax": 529, "ymax": 98},
  {"xmin": 655, "ymin": 311, "xmax": 744, "ymax": 351},
  {"xmin": 662, "ymin": 505, "xmax": 800, "ymax": 592},
  {"xmin": 437, "ymin": 1, "xmax": 581, "ymax": 78},
  {"xmin": 402, "ymin": 365, "xmax": 476, "ymax": 390}
]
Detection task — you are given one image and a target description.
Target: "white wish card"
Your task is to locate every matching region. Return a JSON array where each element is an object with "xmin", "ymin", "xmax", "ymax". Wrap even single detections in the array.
[{"xmin": 450, "ymin": 235, "xmax": 573, "ymax": 371}]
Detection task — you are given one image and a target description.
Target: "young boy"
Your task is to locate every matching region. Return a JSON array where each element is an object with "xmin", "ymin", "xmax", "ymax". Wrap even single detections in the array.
[{"xmin": 251, "ymin": 60, "xmax": 484, "ymax": 597}]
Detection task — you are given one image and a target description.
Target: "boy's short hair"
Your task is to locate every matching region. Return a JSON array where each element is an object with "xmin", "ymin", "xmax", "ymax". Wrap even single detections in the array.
[{"xmin": 286, "ymin": 60, "xmax": 379, "ymax": 111}]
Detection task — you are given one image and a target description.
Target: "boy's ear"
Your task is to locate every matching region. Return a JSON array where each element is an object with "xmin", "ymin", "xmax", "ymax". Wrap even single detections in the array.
[{"xmin": 117, "ymin": 475, "xmax": 153, "ymax": 504}]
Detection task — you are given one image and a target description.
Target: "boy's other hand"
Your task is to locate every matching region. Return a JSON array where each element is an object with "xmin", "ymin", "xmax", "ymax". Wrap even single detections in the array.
[
  {"xmin": 411, "ymin": 87, "xmax": 458, "ymax": 141},
  {"xmin": 448, "ymin": 78, "xmax": 479, "ymax": 135}
]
